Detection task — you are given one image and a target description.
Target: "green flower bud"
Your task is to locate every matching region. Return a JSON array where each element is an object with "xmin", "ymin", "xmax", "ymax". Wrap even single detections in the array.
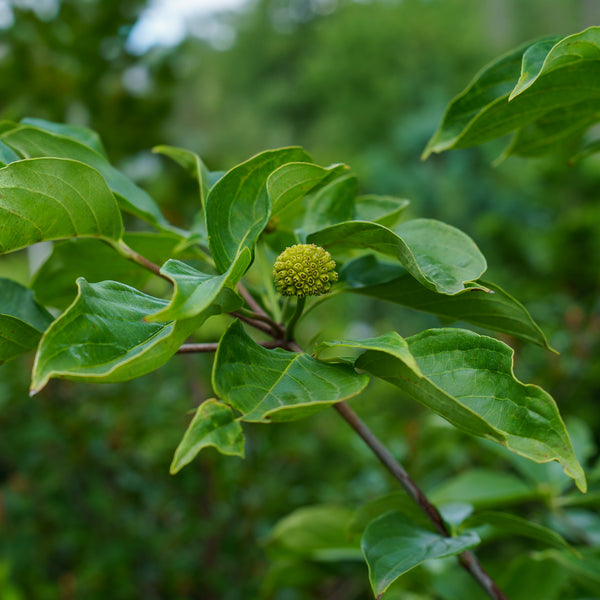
[{"xmin": 273, "ymin": 244, "xmax": 338, "ymax": 298}]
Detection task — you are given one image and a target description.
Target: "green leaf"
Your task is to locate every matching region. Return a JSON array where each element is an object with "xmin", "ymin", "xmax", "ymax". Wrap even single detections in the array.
[
  {"xmin": 423, "ymin": 28, "xmax": 600, "ymax": 158},
  {"xmin": 354, "ymin": 195, "xmax": 410, "ymax": 228},
  {"xmin": 0, "ymin": 141, "xmax": 19, "ymax": 166},
  {"xmin": 170, "ymin": 399, "xmax": 245, "ymax": 474},
  {"xmin": 308, "ymin": 219, "xmax": 486, "ymax": 295},
  {"xmin": 21, "ymin": 117, "xmax": 108, "ymax": 157},
  {"xmin": 498, "ymin": 555, "xmax": 568, "ymax": 600},
  {"xmin": 213, "ymin": 320, "xmax": 369, "ymax": 422},
  {"xmin": 341, "ymin": 255, "xmax": 554, "ymax": 350},
  {"xmin": 298, "ymin": 174, "xmax": 357, "ymax": 238},
  {"xmin": 31, "ymin": 232, "xmax": 211, "ymax": 310},
  {"xmin": 361, "ymin": 510, "xmax": 479, "ymax": 598},
  {"xmin": 145, "ymin": 248, "xmax": 251, "ymax": 322},
  {"xmin": 206, "ymin": 147, "xmax": 311, "ymax": 272},
  {"xmin": 0, "ymin": 157, "xmax": 123, "ymax": 254},
  {"xmin": 510, "ymin": 28, "xmax": 600, "ymax": 99},
  {"xmin": 356, "ymin": 329, "xmax": 587, "ymax": 492},
  {"xmin": 267, "ymin": 161, "xmax": 348, "ymax": 217},
  {"xmin": 153, "ymin": 144, "xmax": 211, "ymax": 215},
  {"xmin": 1, "ymin": 124, "xmax": 177, "ymax": 233},
  {"xmin": 462, "ymin": 511, "xmax": 573, "ymax": 552},
  {"xmin": 0, "ymin": 278, "xmax": 54, "ymax": 363},
  {"xmin": 429, "ymin": 469, "xmax": 540, "ymax": 508},
  {"xmin": 267, "ymin": 505, "xmax": 362, "ymax": 562},
  {"xmin": 30, "ymin": 279, "xmax": 235, "ymax": 393},
  {"xmin": 314, "ymin": 332, "xmax": 421, "ymax": 375}
]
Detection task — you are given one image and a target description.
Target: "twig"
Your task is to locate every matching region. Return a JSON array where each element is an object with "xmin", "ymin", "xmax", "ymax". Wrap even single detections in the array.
[
  {"xmin": 115, "ymin": 240, "xmax": 171, "ymax": 283},
  {"xmin": 231, "ymin": 311, "xmax": 275, "ymax": 335},
  {"xmin": 177, "ymin": 340, "xmax": 292, "ymax": 353},
  {"xmin": 333, "ymin": 401, "xmax": 509, "ymax": 600}
]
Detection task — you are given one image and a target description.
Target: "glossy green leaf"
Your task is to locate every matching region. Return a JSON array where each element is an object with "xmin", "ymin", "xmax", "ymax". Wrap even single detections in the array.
[
  {"xmin": 314, "ymin": 332, "xmax": 421, "ymax": 374},
  {"xmin": 0, "ymin": 141, "xmax": 19, "ymax": 166},
  {"xmin": 510, "ymin": 28, "xmax": 600, "ymax": 99},
  {"xmin": 153, "ymin": 145, "xmax": 211, "ymax": 215},
  {"xmin": 424, "ymin": 28, "xmax": 600, "ymax": 158},
  {"xmin": 0, "ymin": 157, "xmax": 123, "ymax": 255},
  {"xmin": 1, "ymin": 124, "xmax": 177, "ymax": 232},
  {"xmin": 0, "ymin": 278, "xmax": 53, "ymax": 363},
  {"xmin": 30, "ymin": 279, "xmax": 235, "ymax": 393},
  {"xmin": 354, "ymin": 195, "xmax": 410, "ymax": 228},
  {"xmin": 298, "ymin": 174, "xmax": 357, "ymax": 238},
  {"xmin": 206, "ymin": 147, "xmax": 311, "ymax": 273},
  {"xmin": 341, "ymin": 255, "xmax": 554, "ymax": 350},
  {"xmin": 362, "ymin": 510, "xmax": 480, "ymax": 598},
  {"xmin": 462, "ymin": 511, "xmax": 573, "ymax": 552},
  {"xmin": 267, "ymin": 161, "xmax": 348, "ymax": 217},
  {"xmin": 267, "ymin": 505, "xmax": 361, "ymax": 562},
  {"xmin": 309, "ymin": 219, "xmax": 486, "ymax": 295},
  {"xmin": 21, "ymin": 117, "xmax": 108, "ymax": 157},
  {"xmin": 170, "ymin": 399, "xmax": 245, "ymax": 474},
  {"xmin": 213, "ymin": 320, "xmax": 369, "ymax": 422},
  {"xmin": 146, "ymin": 248, "xmax": 251, "ymax": 322},
  {"xmin": 356, "ymin": 329, "xmax": 586, "ymax": 492},
  {"xmin": 31, "ymin": 232, "xmax": 211, "ymax": 310}
]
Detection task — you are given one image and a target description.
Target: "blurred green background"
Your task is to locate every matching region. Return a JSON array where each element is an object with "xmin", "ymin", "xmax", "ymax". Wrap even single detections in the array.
[{"xmin": 0, "ymin": 0, "xmax": 599, "ymax": 598}]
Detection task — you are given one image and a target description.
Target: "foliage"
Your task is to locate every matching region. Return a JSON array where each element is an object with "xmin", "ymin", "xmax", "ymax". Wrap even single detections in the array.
[
  {"xmin": 0, "ymin": 99, "xmax": 593, "ymax": 599},
  {"xmin": 0, "ymin": 2, "xmax": 599, "ymax": 598}
]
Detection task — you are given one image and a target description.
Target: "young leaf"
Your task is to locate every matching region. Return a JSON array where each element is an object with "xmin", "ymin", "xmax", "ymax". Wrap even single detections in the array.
[
  {"xmin": 309, "ymin": 219, "xmax": 486, "ymax": 295},
  {"xmin": 213, "ymin": 320, "xmax": 369, "ymax": 422},
  {"xmin": 206, "ymin": 147, "xmax": 311, "ymax": 272},
  {"xmin": 0, "ymin": 157, "xmax": 123, "ymax": 254},
  {"xmin": 298, "ymin": 174, "xmax": 357, "ymax": 238},
  {"xmin": 361, "ymin": 510, "xmax": 479, "ymax": 598},
  {"xmin": 145, "ymin": 248, "xmax": 251, "ymax": 322},
  {"xmin": 0, "ymin": 278, "xmax": 54, "ymax": 363},
  {"xmin": 341, "ymin": 255, "xmax": 554, "ymax": 350},
  {"xmin": 1, "ymin": 124, "xmax": 178, "ymax": 233},
  {"xmin": 170, "ymin": 399, "xmax": 245, "ymax": 474},
  {"xmin": 354, "ymin": 195, "xmax": 410, "ymax": 228},
  {"xmin": 30, "ymin": 279, "xmax": 238, "ymax": 393},
  {"xmin": 357, "ymin": 329, "xmax": 587, "ymax": 492},
  {"xmin": 267, "ymin": 161, "xmax": 348, "ymax": 217}
]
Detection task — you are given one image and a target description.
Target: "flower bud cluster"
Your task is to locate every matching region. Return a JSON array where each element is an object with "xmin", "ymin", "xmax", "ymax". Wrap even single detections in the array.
[{"xmin": 273, "ymin": 244, "xmax": 338, "ymax": 298}]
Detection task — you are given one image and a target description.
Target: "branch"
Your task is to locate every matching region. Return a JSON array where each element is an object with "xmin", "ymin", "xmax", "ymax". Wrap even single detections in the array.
[
  {"xmin": 333, "ymin": 401, "xmax": 509, "ymax": 600},
  {"xmin": 115, "ymin": 241, "xmax": 171, "ymax": 283},
  {"xmin": 177, "ymin": 340, "xmax": 294, "ymax": 353}
]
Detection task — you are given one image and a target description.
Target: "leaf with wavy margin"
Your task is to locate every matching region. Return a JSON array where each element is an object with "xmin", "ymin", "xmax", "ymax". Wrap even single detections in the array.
[
  {"xmin": 308, "ymin": 219, "xmax": 487, "ymax": 295},
  {"xmin": 170, "ymin": 399, "xmax": 245, "ymax": 474},
  {"xmin": 30, "ymin": 279, "xmax": 239, "ymax": 393},
  {"xmin": 213, "ymin": 320, "xmax": 369, "ymax": 422},
  {"xmin": 356, "ymin": 329, "xmax": 586, "ymax": 492}
]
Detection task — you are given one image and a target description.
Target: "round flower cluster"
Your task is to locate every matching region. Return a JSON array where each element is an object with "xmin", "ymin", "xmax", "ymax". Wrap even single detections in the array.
[{"xmin": 273, "ymin": 244, "xmax": 338, "ymax": 298}]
